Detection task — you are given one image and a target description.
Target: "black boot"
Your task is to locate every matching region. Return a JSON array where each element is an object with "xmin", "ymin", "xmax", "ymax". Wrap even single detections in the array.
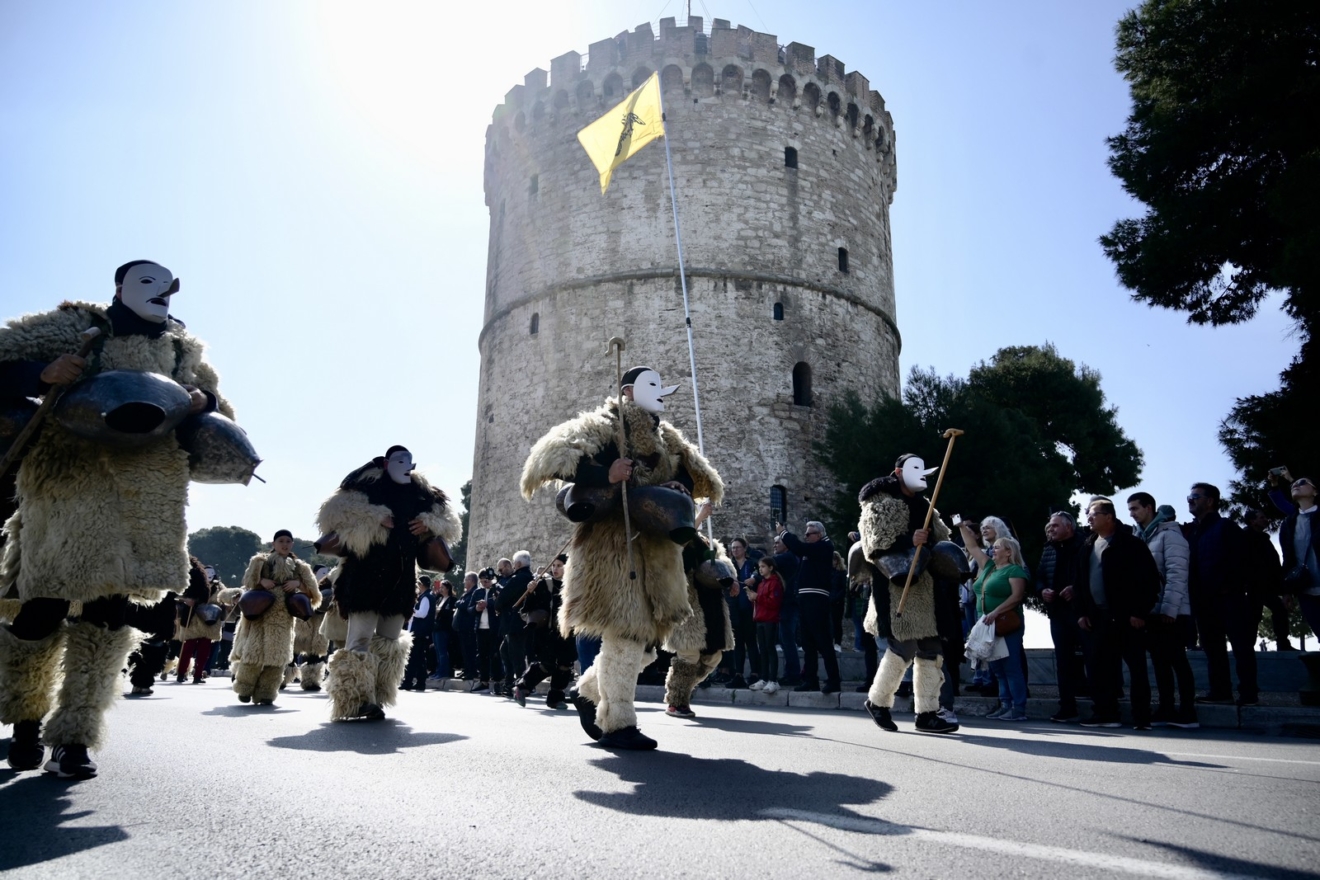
[
  {"xmin": 915, "ymin": 711, "xmax": 959, "ymax": 734},
  {"xmin": 7, "ymin": 719, "xmax": 44, "ymax": 771},
  {"xmin": 570, "ymin": 689, "xmax": 602, "ymax": 741},
  {"xmin": 865, "ymin": 700, "xmax": 898, "ymax": 732},
  {"xmin": 598, "ymin": 725, "xmax": 657, "ymax": 751}
]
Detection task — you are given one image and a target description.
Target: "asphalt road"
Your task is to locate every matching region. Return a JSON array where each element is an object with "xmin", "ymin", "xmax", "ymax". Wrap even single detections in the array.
[{"xmin": 2, "ymin": 679, "xmax": 1318, "ymax": 879}]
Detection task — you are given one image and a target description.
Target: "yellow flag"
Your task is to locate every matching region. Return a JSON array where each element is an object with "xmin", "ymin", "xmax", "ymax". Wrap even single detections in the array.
[{"xmin": 577, "ymin": 72, "xmax": 665, "ymax": 193}]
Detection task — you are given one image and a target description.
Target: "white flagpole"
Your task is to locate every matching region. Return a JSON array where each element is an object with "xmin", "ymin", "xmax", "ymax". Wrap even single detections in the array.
[{"xmin": 657, "ymin": 82, "xmax": 714, "ymax": 539}]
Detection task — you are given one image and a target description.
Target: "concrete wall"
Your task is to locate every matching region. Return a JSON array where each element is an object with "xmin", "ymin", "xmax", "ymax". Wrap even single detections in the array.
[{"xmin": 469, "ymin": 19, "xmax": 901, "ymax": 568}]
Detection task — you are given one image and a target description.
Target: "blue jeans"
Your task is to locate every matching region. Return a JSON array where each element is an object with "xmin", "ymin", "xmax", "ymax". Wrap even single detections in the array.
[
  {"xmin": 989, "ymin": 627, "xmax": 1027, "ymax": 710},
  {"xmin": 778, "ymin": 604, "xmax": 801, "ymax": 681},
  {"xmin": 576, "ymin": 635, "xmax": 601, "ymax": 673},
  {"xmin": 431, "ymin": 630, "xmax": 452, "ymax": 678}
]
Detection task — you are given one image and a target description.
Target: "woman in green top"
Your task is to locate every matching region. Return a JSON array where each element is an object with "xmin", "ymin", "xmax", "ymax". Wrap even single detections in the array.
[{"xmin": 960, "ymin": 524, "xmax": 1030, "ymax": 720}]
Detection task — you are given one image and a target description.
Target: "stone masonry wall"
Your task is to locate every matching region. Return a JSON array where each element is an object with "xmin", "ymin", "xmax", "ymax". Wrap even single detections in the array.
[{"xmin": 469, "ymin": 17, "xmax": 901, "ymax": 568}]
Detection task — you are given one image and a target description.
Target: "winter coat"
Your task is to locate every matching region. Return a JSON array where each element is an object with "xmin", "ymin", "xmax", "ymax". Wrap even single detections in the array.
[
  {"xmin": 520, "ymin": 396, "xmax": 724, "ymax": 644},
  {"xmin": 752, "ymin": 573, "xmax": 784, "ymax": 623},
  {"xmin": 0, "ymin": 301, "xmax": 232, "ymax": 605},
  {"xmin": 779, "ymin": 531, "xmax": 836, "ymax": 600},
  {"xmin": 1138, "ymin": 520, "xmax": 1191, "ymax": 618},
  {"xmin": 1187, "ymin": 514, "xmax": 1248, "ymax": 600},
  {"xmin": 1073, "ymin": 529, "xmax": 1162, "ymax": 625},
  {"xmin": 230, "ymin": 552, "xmax": 320, "ymax": 668},
  {"xmin": 498, "ymin": 567, "xmax": 533, "ymax": 635},
  {"xmin": 316, "ymin": 461, "xmax": 461, "ymax": 619},
  {"xmin": 1033, "ymin": 532, "xmax": 1085, "ymax": 620}
]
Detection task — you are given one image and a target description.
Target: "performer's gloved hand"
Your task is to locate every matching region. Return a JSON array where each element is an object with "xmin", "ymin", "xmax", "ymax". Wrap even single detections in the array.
[
  {"xmin": 609, "ymin": 458, "xmax": 634, "ymax": 484},
  {"xmin": 39, "ymin": 354, "xmax": 86, "ymax": 386}
]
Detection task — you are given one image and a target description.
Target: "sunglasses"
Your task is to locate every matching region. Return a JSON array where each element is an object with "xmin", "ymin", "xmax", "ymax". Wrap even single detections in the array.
[{"xmin": 1187, "ymin": 494, "xmax": 1205, "ymax": 501}]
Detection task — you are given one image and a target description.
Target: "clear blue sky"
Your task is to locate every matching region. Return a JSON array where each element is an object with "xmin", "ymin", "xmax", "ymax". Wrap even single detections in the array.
[{"xmin": 0, "ymin": 1, "xmax": 1296, "ymax": 551}]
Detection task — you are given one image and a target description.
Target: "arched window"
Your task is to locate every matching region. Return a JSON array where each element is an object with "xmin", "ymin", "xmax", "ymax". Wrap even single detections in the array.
[
  {"xmin": 603, "ymin": 72, "xmax": 624, "ymax": 101},
  {"xmin": 631, "ymin": 67, "xmax": 654, "ymax": 89},
  {"xmin": 773, "ymin": 302, "xmax": 784, "ymax": 321},
  {"xmin": 777, "ymin": 74, "xmax": 797, "ymax": 105},
  {"xmin": 770, "ymin": 485, "xmax": 788, "ymax": 526},
  {"xmin": 691, "ymin": 64, "xmax": 715, "ymax": 98},
  {"xmin": 792, "ymin": 362, "xmax": 813, "ymax": 406},
  {"xmin": 720, "ymin": 64, "xmax": 743, "ymax": 96},
  {"xmin": 530, "ymin": 312, "xmax": 539, "ymax": 335}
]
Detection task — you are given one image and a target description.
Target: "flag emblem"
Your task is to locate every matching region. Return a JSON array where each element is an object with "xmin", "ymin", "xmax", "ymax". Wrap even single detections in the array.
[{"xmin": 577, "ymin": 72, "xmax": 665, "ymax": 193}]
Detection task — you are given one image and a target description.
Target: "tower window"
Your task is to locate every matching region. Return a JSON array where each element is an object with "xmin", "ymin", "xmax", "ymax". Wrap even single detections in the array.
[
  {"xmin": 530, "ymin": 312, "xmax": 539, "ymax": 335},
  {"xmin": 773, "ymin": 302, "xmax": 784, "ymax": 321},
  {"xmin": 792, "ymin": 362, "xmax": 813, "ymax": 406},
  {"xmin": 529, "ymin": 174, "xmax": 539, "ymax": 196},
  {"xmin": 837, "ymin": 247, "xmax": 849, "ymax": 273},
  {"xmin": 770, "ymin": 485, "xmax": 787, "ymax": 526},
  {"xmin": 784, "ymin": 147, "xmax": 797, "ymax": 169}
]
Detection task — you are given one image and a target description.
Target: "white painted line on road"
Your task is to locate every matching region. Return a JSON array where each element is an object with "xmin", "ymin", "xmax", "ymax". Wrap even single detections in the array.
[
  {"xmin": 759, "ymin": 808, "xmax": 1262, "ymax": 880},
  {"xmin": 1159, "ymin": 751, "xmax": 1320, "ymax": 767}
]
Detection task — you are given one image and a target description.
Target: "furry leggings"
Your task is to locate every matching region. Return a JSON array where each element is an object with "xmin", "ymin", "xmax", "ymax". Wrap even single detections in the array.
[
  {"xmin": 664, "ymin": 650, "xmax": 722, "ymax": 709},
  {"xmin": 233, "ymin": 663, "xmax": 284, "ymax": 703},
  {"xmin": 867, "ymin": 639, "xmax": 944, "ymax": 714},
  {"xmin": 0, "ymin": 620, "xmax": 142, "ymax": 748},
  {"xmin": 576, "ymin": 636, "xmax": 654, "ymax": 734}
]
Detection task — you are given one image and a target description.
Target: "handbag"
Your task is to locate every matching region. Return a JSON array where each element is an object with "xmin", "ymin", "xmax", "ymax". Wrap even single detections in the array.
[{"xmin": 978, "ymin": 568, "xmax": 1022, "ymax": 637}]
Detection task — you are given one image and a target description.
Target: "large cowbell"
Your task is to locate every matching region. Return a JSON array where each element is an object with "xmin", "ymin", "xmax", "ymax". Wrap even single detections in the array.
[
  {"xmin": 176, "ymin": 411, "xmax": 262, "ymax": 485},
  {"xmin": 0, "ymin": 398, "xmax": 39, "ymax": 458},
  {"xmin": 53, "ymin": 370, "xmax": 192, "ymax": 448},
  {"xmin": 556, "ymin": 482, "xmax": 697, "ymax": 545}
]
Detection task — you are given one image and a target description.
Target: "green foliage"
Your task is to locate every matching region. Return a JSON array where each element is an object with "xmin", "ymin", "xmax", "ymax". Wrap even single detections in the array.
[
  {"xmin": 1101, "ymin": 0, "xmax": 1320, "ymax": 327},
  {"xmin": 1260, "ymin": 603, "xmax": 1315, "ymax": 644},
  {"xmin": 187, "ymin": 525, "xmax": 262, "ymax": 585},
  {"xmin": 815, "ymin": 345, "xmax": 1143, "ymax": 565},
  {"xmin": 1101, "ymin": 0, "xmax": 1320, "ymax": 512}
]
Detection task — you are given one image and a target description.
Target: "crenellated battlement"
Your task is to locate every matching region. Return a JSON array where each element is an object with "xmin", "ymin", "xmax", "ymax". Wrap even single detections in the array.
[{"xmin": 489, "ymin": 18, "xmax": 895, "ymax": 174}]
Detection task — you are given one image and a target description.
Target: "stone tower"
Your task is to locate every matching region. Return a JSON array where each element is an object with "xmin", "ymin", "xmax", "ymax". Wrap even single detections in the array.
[{"xmin": 468, "ymin": 17, "xmax": 901, "ymax": 567}]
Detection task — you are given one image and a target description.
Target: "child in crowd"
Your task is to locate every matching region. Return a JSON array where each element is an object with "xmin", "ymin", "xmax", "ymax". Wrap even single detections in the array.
[{"xmin": 747, "ymin": 558, "xmax": 784, "ymax": 694}]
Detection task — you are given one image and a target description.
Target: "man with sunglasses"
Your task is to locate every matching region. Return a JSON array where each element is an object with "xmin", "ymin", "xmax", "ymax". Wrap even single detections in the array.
[
  {"xmin": 1186, "ymin": 483, "xmax": 1258, "ymax": 706},
  {"xmin": 1277, "ymin": 476, "xmax": 1320, "ymax": 639}
]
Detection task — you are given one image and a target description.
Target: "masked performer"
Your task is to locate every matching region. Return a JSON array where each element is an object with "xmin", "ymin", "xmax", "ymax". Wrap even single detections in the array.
[
  {"xmin": 229, "ymin": 532, "xmax": 319, "ymax": 706},
  {"xmin": 856, "ymin": 454, "xmax": 963, "ymax": 735},
  {"xmin": 662, "ymin": 502, "xmax": 736, "ymax": 718},
  {"xmin": 284, "ymin": 565, "xmax": 333, "ymax": 691},
  {"xmin": 0, "ymin": 260, "xmax": 235, "ymax": 777},
  {"xmin": 521, "ymin": 366, "xmax": 723, "ymax": 751},
  {"xmin": 316, "ymin": 446, "xmax": 461, "ymax": 721}
]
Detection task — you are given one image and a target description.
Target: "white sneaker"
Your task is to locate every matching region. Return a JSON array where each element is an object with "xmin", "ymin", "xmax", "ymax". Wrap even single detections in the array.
[
  {"xmin": 936, "ymin": 708, "xmax": 959, "ymax": 725},
  {"xmin": 749, "ymin": 680, "xmax": 766, "ymax": 691},
  {"xmin": 763, "ymin": 682, "xmax": 779, "ymax": 694}
]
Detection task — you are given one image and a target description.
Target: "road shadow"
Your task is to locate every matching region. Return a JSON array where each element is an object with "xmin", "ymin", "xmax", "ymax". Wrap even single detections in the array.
[
  {"xmin": 685, "ymin": 715, "xmax": 815, "ymax": 738},
  {"xmin": 200, "ymin": 704, "xmax": 297, "ymax": 717},
  {"xmin": 577, "ymin": 752, "xmax": 896, "ymax": 872},
  {"xmin": 956, "ymin": 732, "xmax": 1226, "ymax": 768},
  {"xmin": 0, "ymin": 774, "xmax": 128, "ymax": 871},
  {"xmin": 267, "ymin": 720, "xmax": 467, "ymax": 755},
  {"xmin": 1138, "ymin": 839, "xmax": 1320, "ymax": 880}
]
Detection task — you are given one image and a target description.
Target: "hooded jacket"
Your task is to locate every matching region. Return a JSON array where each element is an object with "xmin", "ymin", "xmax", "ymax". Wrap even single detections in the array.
[{"xmin": 1135, "ymin": 507, "xmax": 1191, "ymax": 618}]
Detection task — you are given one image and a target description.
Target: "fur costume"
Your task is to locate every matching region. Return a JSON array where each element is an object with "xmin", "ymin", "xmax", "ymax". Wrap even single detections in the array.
[
  {"xmin": 316, "ymin": 464, "xmax": 460, "ymax": 619},
  {"xmin": 285, "ymin": 604, "xmax": 331, "ymax": 689},
  {"xmin": 0, "ymin": 301, "xmax": 232, "ymax": 606},
  {"xmin": 229, "ymin": 553, "xmax": 319, "ymax": 703},
  {"xmin": 858, "ymin": 476, "xmax": 951, "ymax": 644},
  {"xmin": 319, "ymin": 568, "xmax": 349, "ymax": 646},
  {"xmin": 662, "ymin": 538, "xmax": 736, "ymax": 710},
  {"xmin": 521, "ymin": 397, "xmax": 724, "ymax": 645},
  {"xmin": 324, "ymin": 631, "xmax": 411, "ymax": 720}
]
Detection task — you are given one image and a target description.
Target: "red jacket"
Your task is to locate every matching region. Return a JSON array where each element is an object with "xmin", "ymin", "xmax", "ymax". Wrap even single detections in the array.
[{"xmin": 752, "ymin": 574, "xmax": 784, "ymax": 623}]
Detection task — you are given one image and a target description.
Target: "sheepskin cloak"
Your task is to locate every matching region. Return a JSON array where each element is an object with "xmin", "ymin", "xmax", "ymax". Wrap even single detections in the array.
[
  {"xmin": 858, "ymin": 478, "xmax": 951, "ymax": 643},
  {"xmin": 662, "ymin": 538, "xmax": 736, "ymax": 656},
  {"xmin": 315, "ymin": 464, "xmax": 461, "ymax": 618},
  {"xmin": 230, "ymin": 553, "xmax": 320, "ymax": 669},
  {"xmin": 0, "ymin": 301, "xmax": 232, "ymax": 605},
  {"xmin": 521, "ymin": 397, "xmax": 724, "ymax": 645}
]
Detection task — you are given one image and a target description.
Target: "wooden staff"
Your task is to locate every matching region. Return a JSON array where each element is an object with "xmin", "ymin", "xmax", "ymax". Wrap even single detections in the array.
[
  {"xmin": 607, "ymin": 336, "xmax": 638, "ymax": 582},
  {"xmin": 895, "ymin": 427, "xmax": 964, "ymax": 617},
  {"xmin": 0, "ymin": 327, "xmax": 101, "ymax": 476},
  {"xmin": 513, "ymin": 534, "xmax": 574, "ymax": 610}
]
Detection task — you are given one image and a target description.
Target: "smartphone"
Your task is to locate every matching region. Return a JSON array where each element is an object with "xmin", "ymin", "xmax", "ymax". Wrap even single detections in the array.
[
  {"xmin": 951, "ymin": 513, "xmax": 962, "ymax": 526},
  {"xmin": 1269, "ymin": 466, "xmax": 1288, "ymax": 477}
]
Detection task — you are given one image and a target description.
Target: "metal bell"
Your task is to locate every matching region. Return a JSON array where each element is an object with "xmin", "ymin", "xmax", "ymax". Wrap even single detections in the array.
[
  {"xmin": 175, "ymin": 411, "xmax": 262, "ymax": 485},
  {"xmin": 53, "ymin": 370, "xmax": 192, "ymax": 449}
]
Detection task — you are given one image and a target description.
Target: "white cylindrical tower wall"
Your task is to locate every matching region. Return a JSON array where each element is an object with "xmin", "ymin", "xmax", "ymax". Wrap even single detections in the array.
[{"xmin": 470, "ymin": 18, "xmax": 901, "ymax": 567}]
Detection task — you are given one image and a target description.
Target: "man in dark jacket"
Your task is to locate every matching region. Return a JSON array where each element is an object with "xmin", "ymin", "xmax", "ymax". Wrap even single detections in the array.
[
  {"xmin": 779, "ymin": 521, "xmax": 840, "ymax": 693},
  {"xmin": 452, "ymin": 571, "xmax": 478, "ymax": 680},
  {"xmin": 1034, "ymin": 512, "xmax": 1087, "ymax": 723},
  {"xmin": 1187, "ymin": 483, "xmax": 1257, "ymax": 705},
  {"xmin": 497, "ymin": 552, "xmax": 534, "ymax": 696},
  {"xmin": 1075, "ymin": 499, "xmax": 1161, "ymax": 729},
  {"xmin": 769, "ymin": 537, "xmax": 802, "ymax": 687},
  {"xmin": 1244, "ymin": 509, "xmax": 1293, "ymax": 651},
  {"xmin": 1277, "ymin": 475, "xmax": 1320, "ymax": 643},
  {"xmin": 401, "ymin": 576, "xmax": 435, "ymax": 691}
]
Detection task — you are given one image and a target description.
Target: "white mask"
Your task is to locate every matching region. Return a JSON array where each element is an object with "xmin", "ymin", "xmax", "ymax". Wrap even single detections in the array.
[
  {"xmin": 385, "ymin": 450, "xmax": 413, "ymax": 484},
  {"xmin": 117, "ymin": 262, "xmax": 177, "ymax": 323},
  {"xmin": 625, "ymin": 369, "xmax": 679, "ymax": 414},
  {"xmin": 899, "ymin": 456, "xmax": 938, "ymax": 493}
]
